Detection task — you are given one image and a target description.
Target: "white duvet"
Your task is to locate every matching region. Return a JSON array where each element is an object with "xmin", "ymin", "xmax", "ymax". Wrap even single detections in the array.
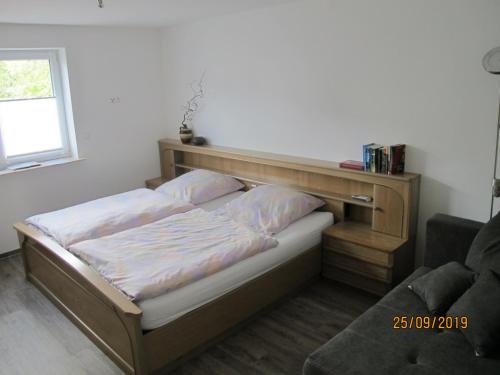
[
  {"xmin": 26, "ymin": 188, "xmax": 194, "ymax": 248},
  {"xmin": 69, "ymin": 209, "xmax": 278, "ymax": 301}
]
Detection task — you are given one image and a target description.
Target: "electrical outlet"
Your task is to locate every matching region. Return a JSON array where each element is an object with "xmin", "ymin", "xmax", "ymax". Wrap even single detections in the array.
[{"xmin": 109, "ymin": 97, "xmax": 121, "ymax": 104}]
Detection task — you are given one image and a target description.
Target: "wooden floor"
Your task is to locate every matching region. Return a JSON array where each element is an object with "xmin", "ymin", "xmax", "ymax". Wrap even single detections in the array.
[{"xmin": 0, "ymin": 254, "xmax": 378, "ymax": 375}]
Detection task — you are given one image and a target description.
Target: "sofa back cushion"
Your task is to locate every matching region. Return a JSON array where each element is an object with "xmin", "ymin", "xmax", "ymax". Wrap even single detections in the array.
[
  {"xmin": 447, "ymin": 269, "xmax": 500, "ymax": 357},
  {"xmin": 465, "ymin": 211, "xmax": 500, "ymax": 273}
]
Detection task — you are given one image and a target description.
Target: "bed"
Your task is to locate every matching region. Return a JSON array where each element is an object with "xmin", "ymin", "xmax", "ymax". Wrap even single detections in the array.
[
  {"xmin": 14, "ymin": 140, "xmax": 418, "ymax": 375},
  {"xmin": 57, "ymin": 186, "xmax": 331, "ymax": 330}
]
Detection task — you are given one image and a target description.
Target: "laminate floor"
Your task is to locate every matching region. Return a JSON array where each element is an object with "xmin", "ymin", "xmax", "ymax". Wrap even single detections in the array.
[{"xmin": 0, "ymin": 254, "xmax": 378, "ymax": 375}]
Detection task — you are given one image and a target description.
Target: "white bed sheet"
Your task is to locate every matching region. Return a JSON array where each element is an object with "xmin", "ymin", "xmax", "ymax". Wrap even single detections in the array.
[{"xmin": 138, "ymin": 210, "xmax": 333, "ymax": 329}]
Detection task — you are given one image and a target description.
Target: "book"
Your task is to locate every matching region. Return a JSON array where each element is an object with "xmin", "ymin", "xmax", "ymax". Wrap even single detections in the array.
[
  {"xmin": 368, "ymin": 144, "xmax": 382, "ymax": 173},
  {"xmin": 362, "ymin": 143, "xmax": 375, "ymax": 171},
  {"xmin": 361, "ymin": 143, "xmax": 406, "ymax": 175},
  {"xmin": 389, "ymin": 144, "xmax": 406, "ymax": 175},
  {"xmin": 340, "ymin": 160, "xmax": 364, "ymax": 170},
  {"xmin": 381, "ymin": 146, "xmax": 389, "ymax": 174},
  {"xmin": 375, "ymin": 147, "xmax": 383, "ymax": 173}
]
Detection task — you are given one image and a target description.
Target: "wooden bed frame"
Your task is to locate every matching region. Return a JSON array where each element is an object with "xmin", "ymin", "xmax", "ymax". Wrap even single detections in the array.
[{"xmin": 14, "ymin": 139, "xmax": 420, "ymax": 374}]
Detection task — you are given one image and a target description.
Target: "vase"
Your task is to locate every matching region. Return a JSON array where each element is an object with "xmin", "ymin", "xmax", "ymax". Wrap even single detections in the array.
[{"xmin": 179, "ymin": 128, "xmax": 193, "ymax": 144}]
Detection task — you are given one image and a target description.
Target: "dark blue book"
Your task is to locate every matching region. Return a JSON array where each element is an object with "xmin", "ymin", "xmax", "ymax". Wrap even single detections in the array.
[
  {"xmin": 362, "ymin": 143, "xmax": 375, "ymax": 171},
  {"xmin": 368, "ymin": 144, "xmax": 382, "ymax": 173}
]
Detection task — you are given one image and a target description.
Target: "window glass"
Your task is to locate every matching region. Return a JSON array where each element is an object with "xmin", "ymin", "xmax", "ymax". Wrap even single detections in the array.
[
  {"xmin": 0, "ymin": 50, "xmax": 76, "ymax": 167},
  {"xmin": 0, "ymin": 59, "xmax": 54, "ymax": 101},
  {"xmin": 0, "ymin": 98, "xmax": 62, "ymax": 157}
]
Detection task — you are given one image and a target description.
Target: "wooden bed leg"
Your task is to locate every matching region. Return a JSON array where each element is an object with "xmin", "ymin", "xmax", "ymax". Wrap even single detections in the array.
[{"xmin": 16, "ymin": 231, "xmax": 30, "ymax": 277}]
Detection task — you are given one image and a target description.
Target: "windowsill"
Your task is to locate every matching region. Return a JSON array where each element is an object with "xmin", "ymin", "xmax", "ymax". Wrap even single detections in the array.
[{"xmin": 0, "ymin": 157, "xmax": 85, "ymax": 176}]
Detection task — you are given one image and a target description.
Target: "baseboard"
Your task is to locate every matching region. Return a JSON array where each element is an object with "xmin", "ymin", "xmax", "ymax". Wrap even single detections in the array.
[{"xmin": 0, "ymin": 248, "xmax": 21, "ymax": 259}]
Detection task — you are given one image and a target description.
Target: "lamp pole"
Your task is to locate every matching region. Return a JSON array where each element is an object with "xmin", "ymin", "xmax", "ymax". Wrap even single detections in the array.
[
  {"xmin": 483, "ymin": 46, "xmax": 500, "ymax": 218},
  {"xmin": 490, "ymin": 90, "xmax": 500, "ymax": 218}
]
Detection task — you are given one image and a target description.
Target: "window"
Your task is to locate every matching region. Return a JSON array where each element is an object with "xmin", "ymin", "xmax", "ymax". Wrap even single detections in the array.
[{"xmin": 0, "ymin": 49, "xmax": 77, "ymax": 169}]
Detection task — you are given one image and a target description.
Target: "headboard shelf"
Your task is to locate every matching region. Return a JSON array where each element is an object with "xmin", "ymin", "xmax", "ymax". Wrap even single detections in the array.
[
  {"xmin": 158, "ymin": 138, "xmax": 420, "ymax": 242},
  {"xmin": 159, "ymin": 139, "xmax": 419, "ymax": 183}
]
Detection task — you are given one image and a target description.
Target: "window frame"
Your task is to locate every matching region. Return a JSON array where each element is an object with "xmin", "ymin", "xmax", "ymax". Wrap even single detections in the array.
[{"xmin": 0, "ymin": 49, "xmax": 76, "ymax": 168}]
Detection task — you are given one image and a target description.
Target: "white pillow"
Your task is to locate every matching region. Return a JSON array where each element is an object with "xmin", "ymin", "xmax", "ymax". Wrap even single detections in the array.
[
  {"xmin": 155, "ymin": 169, "xmax": 244, "ymax": 205},
  {"xmin": 219, "ymin": 184, "xmax": 324, "ymax": 235}
]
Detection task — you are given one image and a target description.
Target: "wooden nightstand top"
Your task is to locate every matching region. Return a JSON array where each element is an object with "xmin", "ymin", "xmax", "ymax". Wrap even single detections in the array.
[
  {"xmin": 145, "ymin": 177, "xmax": 168, "ymax": 190},
  {"xmin": 323, "ymin": 222, "xmax": 406, "ymax": 253}
]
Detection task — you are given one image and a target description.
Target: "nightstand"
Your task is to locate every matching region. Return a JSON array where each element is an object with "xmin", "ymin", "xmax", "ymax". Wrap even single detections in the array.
[
  {"xmin": 322, "ymin": 221, "xmax": 413, "ymax": 296},
  {"xmin": 145, "ymin": 176, "xmax": 168, "ymax": 190}
]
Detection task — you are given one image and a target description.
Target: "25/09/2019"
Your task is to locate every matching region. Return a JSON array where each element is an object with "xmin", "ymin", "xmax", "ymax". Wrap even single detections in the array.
[{"xmin": 393, "ymin": 316, "xmax": 468, "ymax": 330}]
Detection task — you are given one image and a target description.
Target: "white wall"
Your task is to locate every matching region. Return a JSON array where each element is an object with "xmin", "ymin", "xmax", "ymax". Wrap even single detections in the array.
[
  {"xmin": 0, "ymin": 23, "xmax": 166, "ymax": 254},
  {"xmin": 2, "ymin": 1, "xmax": 499, "ymax": 262},
  {"xmin": 161, "ymin": 0, "xmax": 500, "ymax": 263}
]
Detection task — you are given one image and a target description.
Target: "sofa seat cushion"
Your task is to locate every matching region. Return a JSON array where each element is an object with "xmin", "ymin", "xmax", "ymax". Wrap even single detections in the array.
[
  {"xmin": 304, "ymin": 267, "xmax": 500, "ymax": 375},
  {"xmin": 304, "ymin": 328, "xmax": 500, "ymax": 375}
]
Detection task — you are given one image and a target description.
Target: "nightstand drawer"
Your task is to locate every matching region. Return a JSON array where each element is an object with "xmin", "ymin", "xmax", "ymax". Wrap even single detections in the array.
[
  {"xmin": 323, "ymin": 237, "xmax": 393, "ymax": 267},
  {"xmin": 323, "ymin": 251, "xmax": 392, "ymax": 282},
  {"xmin": 323, "ymin": 265, "xmax": 391, "ymax": 296}
]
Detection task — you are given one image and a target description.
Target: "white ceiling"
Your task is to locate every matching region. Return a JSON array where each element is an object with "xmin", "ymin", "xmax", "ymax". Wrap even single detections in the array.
[{"xmin": 0, "ymin": 0, "xmax": 296, "ymax": 27}]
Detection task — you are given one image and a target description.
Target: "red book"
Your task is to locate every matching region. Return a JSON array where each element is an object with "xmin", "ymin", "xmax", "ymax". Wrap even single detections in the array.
[
  {"xmin": 340, "ymin": 160, "xmax": 364, "ymax": 170},
  {"xmin": 388, "ymin": 144, "xmax": 406, "ymax": 175}
]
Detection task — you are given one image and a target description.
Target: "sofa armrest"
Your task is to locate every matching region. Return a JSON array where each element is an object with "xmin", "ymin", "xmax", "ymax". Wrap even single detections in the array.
[{"xmin": 424, "ymin": 213, "xmax": 484, "ymax": 268}]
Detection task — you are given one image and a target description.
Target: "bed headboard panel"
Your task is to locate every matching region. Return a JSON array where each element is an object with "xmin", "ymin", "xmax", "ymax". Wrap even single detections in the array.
[{"xmin": 158, "ymin": 139, "xmax": 420, "ymax": 241}]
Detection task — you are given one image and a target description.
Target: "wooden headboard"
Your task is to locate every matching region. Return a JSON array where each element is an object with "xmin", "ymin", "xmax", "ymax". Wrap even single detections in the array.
[{"xmin": 158, "ymin": 139, "xmax": 420, "ymax": 242}]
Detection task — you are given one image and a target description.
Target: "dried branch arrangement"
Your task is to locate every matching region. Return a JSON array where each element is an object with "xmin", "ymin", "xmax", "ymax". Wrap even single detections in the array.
[{"xmin": 181, "ymin": 73, "xmax": 205, "ymax": 130}]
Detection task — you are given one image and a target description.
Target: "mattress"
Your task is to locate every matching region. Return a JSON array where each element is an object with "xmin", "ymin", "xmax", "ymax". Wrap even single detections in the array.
[{"xmin": 138, "ymin": 210, "xmax": 333, "ymax": 329}]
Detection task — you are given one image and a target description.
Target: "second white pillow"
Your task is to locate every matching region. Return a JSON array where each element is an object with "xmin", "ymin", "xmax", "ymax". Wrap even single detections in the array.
[{"xmin": 219, "ymin": 184, "xmax": 324, "ymax": 235}]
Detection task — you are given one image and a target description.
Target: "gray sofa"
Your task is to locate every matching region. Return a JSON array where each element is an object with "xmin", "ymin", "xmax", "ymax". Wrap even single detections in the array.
[{"xmin": 303, "ymin": 213, "xmax": 500, "ymax": 375}]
